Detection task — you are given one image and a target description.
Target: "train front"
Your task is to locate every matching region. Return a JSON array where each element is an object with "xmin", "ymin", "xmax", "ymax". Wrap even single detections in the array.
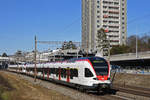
[{"xmin": 88, "ymin": 57, "xmax": 111, "ymax": 91}]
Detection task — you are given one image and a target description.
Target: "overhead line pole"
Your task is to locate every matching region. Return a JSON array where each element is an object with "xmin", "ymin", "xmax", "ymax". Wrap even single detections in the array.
[
  {"xmin": 136, "ymin": 26, "xmax": 138, "ymax": 58},
  {"xmin": 34, "ymin": 36, "xmax": 37, "ymax": 82}
]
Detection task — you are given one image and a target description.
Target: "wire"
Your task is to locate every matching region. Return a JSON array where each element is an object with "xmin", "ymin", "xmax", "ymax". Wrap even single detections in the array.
[
  {"xmin": 128, "ymin": 13, "xmax": 150, "ymax": 24},
  {"xmin": 61, "ymin": 17, "xmax": 81, "ymax": 33}
]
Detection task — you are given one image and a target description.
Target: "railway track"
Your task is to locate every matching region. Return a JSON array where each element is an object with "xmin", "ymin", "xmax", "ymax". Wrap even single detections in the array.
[
  {"xmin": 113, "ymin": 84, "xmax": 150, "ymax": 98},
  {"xmin": 4, "ymin": 71, "xmax": 150, "ymax": 100}
]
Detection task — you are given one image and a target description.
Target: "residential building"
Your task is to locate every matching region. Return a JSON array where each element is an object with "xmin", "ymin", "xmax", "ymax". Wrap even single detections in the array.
[{"xmin": 82, "ymin": 0, "xmax": 127, "ymax": 52}]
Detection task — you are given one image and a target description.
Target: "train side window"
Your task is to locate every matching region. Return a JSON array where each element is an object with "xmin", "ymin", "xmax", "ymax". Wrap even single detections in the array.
[
  {"xmin": 54, "ymin": 68, "xmax": 56, "ymax": 74},
  {"xmin": 49, "ymin": 68, "xmax": 51, "ymax": 74},
  {"xmin": 70, "ymin": 69, "xmax": 73, "ymax": 79},
  {"xmin": 38, "ymin": 68, "xmax": 41, "ymax": 73},
  {"xmin": 56, "ymin": 68, "xmax": 59, "ymax": 77},
  {"xmin": 50, "ymin": 68, "xmax": 52, "ymax": 74},
  {"xmin": 74, "ymin": 69, "xmax": 78, "ymax": 77},
  {"xmin": 44, "ymin": 68, "xmax": 47, "ymax": 74},
  {"xmin": 37, "ymin": 68, "xmax": 40, "ymax": 73},
  {"xmin": 64, "ymin": 69, "xmax": 67, "ymax": 78},
  {"xmin": 51, "ymin": 68, "xmax": 54, "ymax": 74},
  {"xmin": 85, "ymin": 68, "xmax": 93, "ymax": 77},
  {"xmin": 30, "ymin": 68, "xmax": 33, "ymax": 71},
  {"xmin": 61, "ymin": 68, "xmax": 63, "ymax": 78},
  {"xmin": 42, "ymin": 68, "xmax": 44, "ymax": 74}
]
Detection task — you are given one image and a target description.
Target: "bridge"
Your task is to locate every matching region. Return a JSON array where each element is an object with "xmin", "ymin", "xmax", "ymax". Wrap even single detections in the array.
[{"xmin": 108, "ymin": 51, "xmax": 150, "ymax": 67}]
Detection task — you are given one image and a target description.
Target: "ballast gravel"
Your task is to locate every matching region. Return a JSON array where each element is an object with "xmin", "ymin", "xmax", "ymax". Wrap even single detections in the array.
[{"xmin": 7, "ymin": 72, "xmax": 103, "ymax": 100}]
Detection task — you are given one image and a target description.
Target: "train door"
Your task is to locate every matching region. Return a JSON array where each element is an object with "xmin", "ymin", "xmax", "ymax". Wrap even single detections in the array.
[
  {"xmin": 58, "ymin": 67, "xmax": 61, "ymax": 80},
  {"xmin": 43, "ymin": 68, "xmax": 45, "ymax": 79},
  {"xmin": 66, "ymin": 67, "xmax": 70, "ymax": 82},
  {"xmin": 78, "ymin": 65, "xmax": 84, "ymax": 85},
  {"xmin": 47, "ymin": 68, "xmax": 50, "ymax": 80}
]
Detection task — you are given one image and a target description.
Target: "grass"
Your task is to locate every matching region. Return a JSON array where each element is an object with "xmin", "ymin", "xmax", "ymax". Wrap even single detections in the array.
[
  {"xmin": 0, "ymin": 71, "xmax": 74, "ymax": 100},
  {"xmin": 1, "ymin": 92, "xmax": 10, "ymax": 100},
  {"xmin": 0, "ymin": 74, "xmax": 13, "ymax": 100},
  {"xmin": 112, "ymin": 73, "xmax": 150, "ymax": 88}
]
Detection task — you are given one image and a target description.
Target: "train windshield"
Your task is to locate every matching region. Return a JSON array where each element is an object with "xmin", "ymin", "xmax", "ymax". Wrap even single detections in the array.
[{"xmin": 89, "ymin": 57, "xmax": 108, "ymax": 76}]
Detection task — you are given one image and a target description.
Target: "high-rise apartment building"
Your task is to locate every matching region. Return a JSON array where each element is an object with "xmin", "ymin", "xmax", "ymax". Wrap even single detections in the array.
[{"xmin": 82, "ymin": 0, "xmax": 127, "ymax": 52}]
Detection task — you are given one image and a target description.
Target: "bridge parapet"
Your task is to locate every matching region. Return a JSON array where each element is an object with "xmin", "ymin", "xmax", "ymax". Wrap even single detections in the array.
[{"xmin": 105, "ymin": 51, "xmax": 150, "ymax": 61}]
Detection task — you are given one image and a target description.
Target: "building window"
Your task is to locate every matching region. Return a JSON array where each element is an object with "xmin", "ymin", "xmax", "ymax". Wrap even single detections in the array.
[
  {"xmin": 103, "ymin": 6, "xmax": 107, "ymax": 9},
  {"xmin": 103, "ymin": 25, "xmax": 107, "ymax": 28},
  {"xmin": 109, "ymin": 2, "xmax": 113, "ymax": 4},
  {"xmin": 114, "ymin": 2, "xmax": 119, "ymax": 5},
  {"xmin": 103, "ymin": 11, "xmax": 107, "ymax": 13},
  {"xmin": 109, "ymin": 26, "xmax": 119, "ymax": 29},
  {"xmin": 122, "ymin": 36, "xmax": 125, "ymax": 39},
  {"xmin": 109, "ymin": 21, "xmax": 119, "ymax": 24},
  {"xmin": 103, "ymin": 20, "xmax": 107, "ymax": 23},
  {"xmin": 103, "ymin": 15, "xmax": 108, "ymax": 18}
]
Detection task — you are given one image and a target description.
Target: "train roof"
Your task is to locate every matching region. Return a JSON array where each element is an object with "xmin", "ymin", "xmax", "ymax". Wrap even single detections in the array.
[{"xmin": 68, "ymin": 56, "xmax": 106, "ymax": 62}]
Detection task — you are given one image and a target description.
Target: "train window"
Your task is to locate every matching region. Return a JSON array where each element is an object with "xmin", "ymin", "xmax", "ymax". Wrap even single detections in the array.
[
  {"xmin": 61, "ymin": 68, "xmax": 63, "ymax": 78},
  {"xmin": 70, "ymin": 69, "xmax": 73, "ymax": 79},
  {"xmin": 54, "ymin": 68, "xmax": 56, "ymax": 74},
  {"xmin": 64, "ymin": 69, "xmax": 66, "ymax": 78},
  {"xmin": 61, "ymin": 68, "xmax": 64, "ymax": 78},
  {"xmin": 42, "ymin": 68, "xmax": 44, "ymax": 74},
  {"xmin": 89, "ymin": 57, "xmax": 108, "ymax": 76},
  {"xmin": 56, "ymin": 68, "xmax": 59, "ymax": 77},
  {"xmin": 37, "ymin": 68, "xmax": 41, "ymax": 73},
  {"xmin": 26, "ymin": 68, "xmax": 28, "ymax": 72},
  {"xmin": 48, "ymin": 68, "xmax": 51, "ymax": 75},
  {"xmin": 50, "ymin": 68, "xmax": 52, "ymax": 74},
  {"xmin": 85, "ymin": 68, "xmax": 93, "ymax": 77},
  {"xmin": 74, "ymin": 69, "xmax": 78, "ymax": 77},
  {"xmin": 30, "ymin": 68, "xmax": 34, "ymax": 71},
  {"xmin": 51, "ymin": 68, "xmax": 54, "ymax": 74},
  {"xmin": 37, "ymin": 68, "xmax": 39, "ymax": 72},
  {"xmin": 61, "ymin": 68, "xmax": 66, "ymax": 78},
  {"xmin": 44, "ymin": 68, "xmax": 47, "ymax": 74}
]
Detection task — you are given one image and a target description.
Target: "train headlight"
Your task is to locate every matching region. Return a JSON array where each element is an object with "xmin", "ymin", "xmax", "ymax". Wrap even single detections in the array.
[{"xmin": 93, "ymin": 77, "xmax": 99, "ymax": 80}]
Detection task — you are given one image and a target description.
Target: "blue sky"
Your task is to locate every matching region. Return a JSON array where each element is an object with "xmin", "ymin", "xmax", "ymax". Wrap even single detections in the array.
[{"xmin": 0, "ymin": 0, "xmax": 150, "ymax": 55}]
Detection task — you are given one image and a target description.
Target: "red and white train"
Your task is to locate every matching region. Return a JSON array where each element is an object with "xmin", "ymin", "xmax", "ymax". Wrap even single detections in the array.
[{"xmin": 8, "ymin": 57, "xmax": 111, "ymax": 92}]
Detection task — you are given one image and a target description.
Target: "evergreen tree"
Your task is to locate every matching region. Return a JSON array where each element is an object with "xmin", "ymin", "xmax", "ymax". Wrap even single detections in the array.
[{"xmin": 2, "ymin": 53, "xmax": 8, "ymax": 57}]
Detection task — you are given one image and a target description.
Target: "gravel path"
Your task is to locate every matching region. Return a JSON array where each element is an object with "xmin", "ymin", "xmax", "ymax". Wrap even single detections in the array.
[{"xmin": 6, "ymin": 71, "xmax": 103, "ymax": 100}]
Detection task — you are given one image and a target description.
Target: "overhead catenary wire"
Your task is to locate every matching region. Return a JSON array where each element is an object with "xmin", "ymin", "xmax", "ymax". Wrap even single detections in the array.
[{"xmin": 128, "ymin": 13, "xmax": 150, "ymax": 24}]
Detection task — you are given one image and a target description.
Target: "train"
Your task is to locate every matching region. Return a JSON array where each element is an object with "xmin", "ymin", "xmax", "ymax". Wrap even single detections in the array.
[{"xmin": 8, "ymin": 56, "xmax": 112, "ymax": 93}]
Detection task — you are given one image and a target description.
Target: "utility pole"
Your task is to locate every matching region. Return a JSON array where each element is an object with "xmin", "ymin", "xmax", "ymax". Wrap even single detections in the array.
[
  {"xmin": 17, "ymin": 57, "xmax": 19, "ymax": 75},
  {"xmin": 34, "ymin": 36, "xmax": 37, "ymax": 82},
  {"xmin": 136, "ymin": 26, "xmax": 138, "ymax": 58}
]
